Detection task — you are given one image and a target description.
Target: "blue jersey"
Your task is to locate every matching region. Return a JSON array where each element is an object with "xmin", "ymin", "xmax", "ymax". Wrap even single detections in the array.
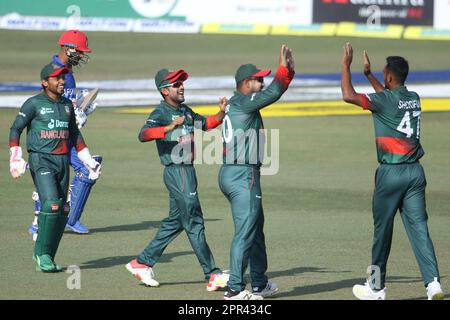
[
  {"xmin": 51, "ymin": 55, "xmax": 77, "ymax": 102},
  {"xmin": 50, "ymin": 55, "xmax": 84, "ymax": 172}
]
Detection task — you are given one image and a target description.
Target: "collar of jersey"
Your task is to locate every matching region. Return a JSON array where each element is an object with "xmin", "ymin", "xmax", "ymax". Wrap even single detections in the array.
[
  {"xmin": 160, "ymin": 100, "xmax": 185, "ymax": 112},
  {"xmin": 51, "ymin": 55, "xmax": 66, "ymax": 67}
]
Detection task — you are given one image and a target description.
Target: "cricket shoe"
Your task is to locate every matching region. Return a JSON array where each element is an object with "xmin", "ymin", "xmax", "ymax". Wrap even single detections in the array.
[
  {"xmin": 65, "ymin": 221, "xmax": 89, "ymax": 234},
  {"xmin": 28, "ymin": 224, "xmax": 38, "ymax": 242},
  {"xmin": 252, "ymin": 281, "xmax": 279, "ymax": 297},
  {"xmin": 352, "ymin": 281, "xmax": 386, "ymax": 300},
  {"xmin": 224, "ymin": 289, "xmax": 264, "ymax": 300},
  {"xmin": 207, "ymin": 271, "xmax": 230, "ymax": 291},
  {"xmin": 126, "ymin": 259, "xmax": 159, "ymax": 287},
  {"xmin": 426, "ymin": 278, "xmax": 445, "ymax": 300},
  {"xmin": 34, "ymin": 254, "xmax": 63, "ymax": 273}
]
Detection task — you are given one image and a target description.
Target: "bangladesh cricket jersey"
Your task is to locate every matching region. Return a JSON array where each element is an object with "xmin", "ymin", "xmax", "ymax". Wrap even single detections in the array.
[
  {"xmin": 361, "ymin": 86, "xmax": 424, "ymax": 164},
  {"xmin": 139, "ymin": 101, "xmax": 221, "ymax": 166},
  {"xmin": 222, "ymin": 65, "xmax": 294, "ymax": 166},
  {"xmin": 9, "ymin": 92, "xmax": 86, "ymax": 154}
]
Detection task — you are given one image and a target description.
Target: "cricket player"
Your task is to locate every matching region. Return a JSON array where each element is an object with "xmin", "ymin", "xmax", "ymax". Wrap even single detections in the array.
[
  {"xmin": 9, "ymin": 63, "xmax": 101, "ymax": 272},
  {"xmin": 28, "ymin": 30, "xmax": 101, "ymax": 238},
  {"xmin": 219, "ymin": 45, "xmax": 295, "ymax": 300},
  {"xmin": 341, "ymin": 42, "xmax": 444, "ymax": 300},
  {"xmin": 126, "ymin": 68, "xmax": 230, "ymax": 290}
]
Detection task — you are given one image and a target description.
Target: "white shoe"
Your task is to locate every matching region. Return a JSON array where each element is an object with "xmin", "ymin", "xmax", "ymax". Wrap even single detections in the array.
[
  {"xmin": 252, "ymin": 281, "xmax": 279, "ymax": 297},
  {"xmin": 126, "ymin": 259, "xmax": 159, "ymax": 287},
  {"xmin": 426, "ymin": 278, "xmax": 444, "ymax": 300},
  {"xmin": 224, "ymin": 289, "xmax": 264, "ymax": 300},
  {"xmin": 352, "ymin": 281, "xmax": 386, "ymax": 300},
  {"xmin": 207, "ymin": 271, "xmax": 230, "ymax": 291}
]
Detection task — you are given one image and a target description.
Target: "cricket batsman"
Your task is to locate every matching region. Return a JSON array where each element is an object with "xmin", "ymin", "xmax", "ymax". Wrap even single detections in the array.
[
  {"xmin": 28, "ymin": 30, "xmax": 101, "ymax": 239},
  {"xmin": 219, "ymin": 45, "xmax": 295, "ymax": 300},
  {"xmin": 9, "ymin": 63, "xmax": 101, "ymax": 272}
]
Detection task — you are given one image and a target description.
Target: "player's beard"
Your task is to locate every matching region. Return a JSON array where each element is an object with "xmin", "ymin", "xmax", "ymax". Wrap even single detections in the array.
[{"xmin": 169, "ymin": 91, "xmax": 185, "ymax": 104}]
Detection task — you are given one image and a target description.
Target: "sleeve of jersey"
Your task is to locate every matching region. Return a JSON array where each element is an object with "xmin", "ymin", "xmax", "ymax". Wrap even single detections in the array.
[
  {"xmin": 139, "ymin": 127, "xmax": 166, "ymax": 142},
  {"xmin": 359, "ymin": 94, "xmax": 372, "ymax": 110},
  {"xmin": 365, "ymin": 92, "xmax": 386, "ymax": 113},
  {"xmin": 139, "ymin": 111, "xmax": 167, "ymax": 142},
  {"xmin": 205, "ymin": 115, "xmax": 222, "ymax": 130},
  {"xmin": 273, "ymin": 65, "xmax": 294, "ymax": 94},
  {"xmin": 241, "ymin": 65, "xmax": 294, "ymax": 113},
  {"xmin": 9, "ymin": 99, "xmax": 35, "ymax": 147}
]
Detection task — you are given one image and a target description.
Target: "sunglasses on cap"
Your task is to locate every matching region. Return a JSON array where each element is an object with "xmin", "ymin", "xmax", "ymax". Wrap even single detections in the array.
[{"xmin": 159, "ymin": 81, "xmax": 184, "ymax": 89}]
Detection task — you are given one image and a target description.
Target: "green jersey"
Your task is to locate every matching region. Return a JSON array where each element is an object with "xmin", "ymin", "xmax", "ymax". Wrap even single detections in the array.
[
  {"xmin": 222, "ymin": 65, "xmax": 293, "ymax": 166},
  {"xmin": 139, "ymin": 101, "xmax": 212, "ymax": 166},
  {"xmin": 364, "ymin": 86, "xmax": 424, "ymax": 164},
  {"xmin": 9, "ymin": 92, "xmax": 86, "ymax": 154}
]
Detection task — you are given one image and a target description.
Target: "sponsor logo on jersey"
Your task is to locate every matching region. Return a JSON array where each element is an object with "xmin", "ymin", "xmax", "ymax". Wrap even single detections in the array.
[
  {"xmin": 48, "ymin": 119, "xmax": 69, "ymax": 129},
  {"xmin": 41, "ymin": 130, "xmax": 69, "ymax": 139},
  {"xmin": 40, "ymin": 107, "xmax": 54, "ymax": 115},
  {"xmin": 40, "ymin": 171, "xmax": 51, "ymax": 175},
  {"xmin": 65, "ymin": 105, "xmax": 71, "ymax": 115}
]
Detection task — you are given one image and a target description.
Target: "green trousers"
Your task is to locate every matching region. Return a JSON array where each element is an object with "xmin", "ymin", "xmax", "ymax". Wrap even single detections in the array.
[
  {"xmin": 29, "ymin": 152, "xmax": 70, "ymax": 259},
  {"xmin": 219, "ymin": 164, "xmax": 268, "ymax": 292},
  {"xmin": 138, "ymin": 165, "xmax": 220, "ymax": 280},
  {"xmin": 371, "ymin": 162, "xmax": 440, "ymax": 290}
]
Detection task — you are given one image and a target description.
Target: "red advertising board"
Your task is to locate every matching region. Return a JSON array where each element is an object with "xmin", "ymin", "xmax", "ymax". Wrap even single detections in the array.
[{"xmin": 313, "ymin": 0, "xmax": 434, "ymax": 26}]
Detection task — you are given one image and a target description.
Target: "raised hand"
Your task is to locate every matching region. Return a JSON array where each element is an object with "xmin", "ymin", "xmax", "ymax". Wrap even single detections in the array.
[
  {"xmin": 218, "ymin": 97, "xmax": 228, "ymax": 112},
  {"xmin": 342, "ymin": 42, "xmax": 353, "ymax": 68},
  {"xmin": 363, "ymin": 50, "xmax": 371, "ymax": 76}
]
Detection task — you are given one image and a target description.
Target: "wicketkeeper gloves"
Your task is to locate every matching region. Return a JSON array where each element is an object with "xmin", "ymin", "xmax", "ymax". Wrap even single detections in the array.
[{"xmin": 9, "ymin": 146, "xmax": 28, "ymax": 179}]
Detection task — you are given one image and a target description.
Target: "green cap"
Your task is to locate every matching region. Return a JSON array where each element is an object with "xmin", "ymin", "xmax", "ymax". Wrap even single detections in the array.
[
  {"xmin": 234, "ymin": 64, "xmax": 271, "ymax": 84},
  {"xmin": 40, "ymin": 63, "xmax": 69, "ymax": 80},
  {"xmin": 155, "ymin": 68, "xmax": 189, "ymax": 90}
]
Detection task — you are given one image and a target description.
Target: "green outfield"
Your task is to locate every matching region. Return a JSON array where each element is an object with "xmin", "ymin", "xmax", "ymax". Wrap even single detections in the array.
[
  {"xmin": 1, "ymin": 30, "xmax": 450, "ymax": 82},
  {"xmin": 1, "ymin": 107, "xmax": 450, "ymax": 300},
  {"xmin": 1, "ymin": 30, "xmax": 450, "ymax": 300}
]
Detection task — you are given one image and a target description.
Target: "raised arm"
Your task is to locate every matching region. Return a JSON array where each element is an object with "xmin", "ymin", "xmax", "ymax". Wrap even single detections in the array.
[
  {"xmin": 363, "ymin": 50, "xmax": 384, "ymax": 93},
  {"xmin": 240, "ymin": 45, "xmax": 295, "ymax": 113},
  {"xmin": 341, "ymin": 42, "xmax": 370, "ymax": 109}
]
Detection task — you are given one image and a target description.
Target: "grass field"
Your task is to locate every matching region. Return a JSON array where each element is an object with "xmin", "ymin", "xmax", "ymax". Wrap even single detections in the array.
[
  {"xmin": 1, "ymin": 107, "xmax": 450, "ymax": 300},
  {"xmin": 1, "ymin": 30, "xmax": 450, "ymax": 82},
  {"xmin": 1, "ymin": 30, "xmax": 450, "ymax": 301}
]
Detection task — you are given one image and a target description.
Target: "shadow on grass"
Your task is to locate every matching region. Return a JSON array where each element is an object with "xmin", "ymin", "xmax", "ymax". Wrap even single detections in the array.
[
  {"xmin": 86, "ymin": 218, "xmax": 221, "ymax": 234},
  {"xmin": 80, "ymin": 251, "xmax": 194, "ymax": 270},
  {"xmin": 264, "ymin": 266, "xmax": 423, "ymax": 299},
  {"xmin": 267, "ymin": 266, "xmax": 350, "ymax": 279}
]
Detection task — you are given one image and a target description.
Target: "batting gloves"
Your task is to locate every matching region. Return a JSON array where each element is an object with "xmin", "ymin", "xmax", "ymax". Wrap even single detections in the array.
[{"xmin": 77, "ymin": 147, "xmax": 102, "ymax": 180}]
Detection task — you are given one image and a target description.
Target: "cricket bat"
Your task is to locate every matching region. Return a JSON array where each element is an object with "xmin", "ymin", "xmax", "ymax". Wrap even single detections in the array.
[{"xmin": 79, "ymin": 88, "xmax": 99, "ymax": 112}]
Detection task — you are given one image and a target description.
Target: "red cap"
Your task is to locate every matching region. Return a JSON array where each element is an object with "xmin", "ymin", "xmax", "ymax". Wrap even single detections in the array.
[
  {"xmin": 40, "ymin": 64, "xmax": 69, "ymax": 80},
  {"xmin": 155, "ymin": 69, "xmax": 189, "ymax": 88},
  {"xmin": 252, "ymin": 69, "xmax": 271, "ymax": 78},
  {"xmin": 58, "ymin": 30, "xmax": 91, "ymax": 52},
  {"xmin": 164, "ymin": 69, "xmax": 189, "ymax": 83}
]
